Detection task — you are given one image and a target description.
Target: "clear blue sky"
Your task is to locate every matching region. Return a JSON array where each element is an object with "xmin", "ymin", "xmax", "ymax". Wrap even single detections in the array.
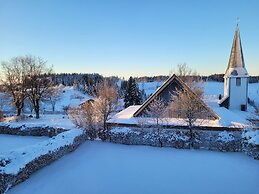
[{"xmin": 0, "ymin": 0, "xmax": 258, "ymax": 78}]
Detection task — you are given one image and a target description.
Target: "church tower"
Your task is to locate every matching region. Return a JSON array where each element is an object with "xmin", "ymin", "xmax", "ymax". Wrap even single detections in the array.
[{"xmin": 220, "ymin": 23, "xmax": 249, "ymax": 111}]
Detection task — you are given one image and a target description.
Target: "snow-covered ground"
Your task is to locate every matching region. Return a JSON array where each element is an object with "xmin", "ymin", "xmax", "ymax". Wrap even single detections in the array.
[
  {"xmin": 8, "ymin": 141, "xmax": 259, "ymax": 194},
  {"xmin": 138, "ymin": 81, "xmax": 164, "ymax": 96},
  {"xmin": 42, "ymin": 86, "xmax": 92, "ymax": 112},
  {"xmin": 0, "ymin": 86, "xmax": 92, "ymax": 114},
  {"xmin": 111, "ymin": 81, "xmax": 259, "ymax": 127},
  {"xmin": 0, "ymin": 134, "xmax": 48, "ymax": 153},
  {"xmin": 2, "ymin": 114, "xmax": 76, "ymax": 129},
  {"xmin": 0, "ymin": 129, "xmax": 83, "ymax": 175}
]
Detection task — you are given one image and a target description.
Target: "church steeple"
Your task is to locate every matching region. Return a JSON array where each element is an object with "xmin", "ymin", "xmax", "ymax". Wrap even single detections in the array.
[
  {"xmin": 220, "ymin": 22, "xmax": 249, "ymax": 111},
  {"xmin": 224, "ymin": 22, "xmax": 248, "ymax": 77},
  {"xmin": 227, "ymin": 23, "xmax": 245, "ymax": 69}
]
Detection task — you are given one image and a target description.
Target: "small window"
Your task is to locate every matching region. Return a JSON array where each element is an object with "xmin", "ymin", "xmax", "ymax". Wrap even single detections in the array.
[{"xmin": 236, "ymin": 78, "xmax": 241, "ymax": 86}]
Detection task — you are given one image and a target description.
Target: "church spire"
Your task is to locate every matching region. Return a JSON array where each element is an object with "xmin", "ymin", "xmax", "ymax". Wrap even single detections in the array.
[{"xmin": 227, "ymin": 22, "xmax": 245, "ymax": 69}]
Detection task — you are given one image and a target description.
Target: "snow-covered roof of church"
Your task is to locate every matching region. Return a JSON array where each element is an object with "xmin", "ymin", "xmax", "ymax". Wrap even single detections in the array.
[{"xmin": 224, "ymin": 23, "xmax": 248, "ymax": 78}]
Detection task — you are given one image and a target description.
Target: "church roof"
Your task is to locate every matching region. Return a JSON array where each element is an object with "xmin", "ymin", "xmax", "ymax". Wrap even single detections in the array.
[
  {"xmin": 133, "ymin": 74, "xmax": 219, "ymax": 120},
  {"xmin": 225, "ymin": 23, "xmax": 248, "ymax": 78}
]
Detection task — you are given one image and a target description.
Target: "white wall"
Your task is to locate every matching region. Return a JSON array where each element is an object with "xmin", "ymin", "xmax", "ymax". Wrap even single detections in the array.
[
  {"xmin": 224, "ymin": 78, "xmax": 229, "ymax": 97},
  {"xmin": 229, "ymin": 77, "xmax": 248, "ymax": 110}
]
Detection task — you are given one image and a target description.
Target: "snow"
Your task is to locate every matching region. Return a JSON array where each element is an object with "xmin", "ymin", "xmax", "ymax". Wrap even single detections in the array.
[
  {"xmin": 0, "ymin": 129, "xmax": 83, "ymax": 174},
  {"xmin": 249, "ymin": 82, "xmax": 259, "ymax": 108},
  {"xmin": 108, "ymin": 105, "xmax": 140, "ymax": 124},
  {"xmin": 42, "ymin": 86, "xmax": 92, "ymax": 112},
  {"xmin": 243, "ymin": 129, "xmax": 259, "ymax": 145},
  {"xmin": 138, "ymin": 81, "xmax": 163, "ymax": 97},
  {"xmin": 110, "ymin": 127, "xmax": 132, "ymax": 134},
  {"xmin": 2, "ymin": 114, "xmax": 76, "ymax": 129},
  {"xmin": 110, "ymin": 81, "xmax": 259, "ymax": 127},
  {"xmin": 8, "ymin": 141, "xmax": 259, "ymax": 194},
  {"xmin": 217, "ymin": 131, "xmax": 234, "ymax": 142},
  {"xmin": 0, "ymin": 134, "xmax": 49, "ymax": 153},
  {"xmin": 0, "ymin": 86, "xmax": 92, "ymax": 114}
]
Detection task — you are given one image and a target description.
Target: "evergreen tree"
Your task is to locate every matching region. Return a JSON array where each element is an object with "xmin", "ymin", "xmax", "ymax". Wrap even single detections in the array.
[{"xmin": 124, "ymin": 77, "xmax": 142, "ymax": 108}]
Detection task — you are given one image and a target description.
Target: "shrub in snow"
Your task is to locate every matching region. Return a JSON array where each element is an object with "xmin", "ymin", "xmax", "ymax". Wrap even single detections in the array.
[
  {"xmin": 0, "ymin": 158, "xmax": 11, "ymax": 167},
  {"xmin": 63, "ymin": 105, "xmax": 70, "ymax": 114},
  {"xmin": 242, "ymin": 129, "xmax": 259, "ymax": 146},
  {"xmin": 217, "ymin": 131, "xmax": 234, "ymax": 143},
  {"xmin": 0, "ymin": 111, "xmax": 3, "ymax": 121},
  {"xmin": 68, "ymin": 81, "xmax": 118, "ymax": 140},
  {"xmin": 242, "ymin": 129, "xmax": 259, "ymax": 159}
]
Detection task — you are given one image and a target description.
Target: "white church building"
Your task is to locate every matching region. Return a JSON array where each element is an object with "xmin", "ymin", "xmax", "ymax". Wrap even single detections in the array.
[{"xmin": 219, "ymin": 23, "xmax": 249, "ymax": 111}]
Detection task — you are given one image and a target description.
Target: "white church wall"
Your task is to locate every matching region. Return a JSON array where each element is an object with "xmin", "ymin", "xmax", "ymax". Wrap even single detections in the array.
[
  {"xmin": 229, "ymin": 77, "xmax": 248, "ymax": 110},
  {"xmin": 224, "ymin": 78, "xmax": 229, "ymax": 96}
]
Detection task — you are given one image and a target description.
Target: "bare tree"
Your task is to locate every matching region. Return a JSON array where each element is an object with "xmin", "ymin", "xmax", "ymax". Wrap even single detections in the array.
[
  {"xmin": 47, "ymin": 85, "xmax": 62, "ymax": 112},
  {"xmin": 146, "ymin": 98, "xmax": 166, "ymax": 126},
  {"xmin": 145, "ymin": 98, "xmax": 167, "ymax": 147},
  {"xmin": 1, "ymin": 57, "xmax": 27, "ymax": 116},
  {"xmin": 169, "ymin": 89, "xmax": 207, "ymax": 147},
  {"xmin": 175, "ymin": 63, "xmax": 204, "ymax": 97},
  {"xmin": 94, "ymin": 81, "xmax": 118, "ymax": 135},
  {"xmin": 21, "ymin": 55, "xmax": 53, "ymax": 118},
  {"xmin": 1, "ymin": 55, "xmax": 53, "ymax": 118}
]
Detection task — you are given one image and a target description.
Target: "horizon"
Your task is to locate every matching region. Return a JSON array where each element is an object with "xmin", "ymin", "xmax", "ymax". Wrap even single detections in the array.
[{"xmin": 1, "ymin": 0, "xmax": 259, "ymax": 78}]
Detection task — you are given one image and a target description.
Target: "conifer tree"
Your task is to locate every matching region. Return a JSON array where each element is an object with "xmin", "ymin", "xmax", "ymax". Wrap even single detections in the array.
[{"xmin": 124, "ymin": 77, "xmax": 142, "ymax": 108}]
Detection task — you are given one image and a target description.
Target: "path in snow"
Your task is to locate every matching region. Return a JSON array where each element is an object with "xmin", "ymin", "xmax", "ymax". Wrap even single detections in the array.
[
  {"xmin": 8, "ymin": 142, "xmax": 259, "ymax": 194},
  {"xmin": 0, "ymin": 134, "xmax": 48, "ymax": 153}
]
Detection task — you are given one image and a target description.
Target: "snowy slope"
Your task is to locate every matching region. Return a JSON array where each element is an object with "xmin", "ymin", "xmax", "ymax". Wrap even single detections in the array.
[{"xmin": 42, "ymin": 86, "xmax": 92, "ymax": 112}]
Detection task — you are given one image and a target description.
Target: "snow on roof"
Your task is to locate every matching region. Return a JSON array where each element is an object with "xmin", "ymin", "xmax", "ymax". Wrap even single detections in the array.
[
  {"xmin": 109, "ymin": 81, "xmax": 258, "ymax": 128},
  {"xmin": 108, "ymin": 105, "xmax": 140, "ymax": 124}
]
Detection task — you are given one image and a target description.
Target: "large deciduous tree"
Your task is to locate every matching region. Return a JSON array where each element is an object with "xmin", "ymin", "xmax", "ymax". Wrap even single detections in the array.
[
  {"xmin": 1, "ymin": 55, "xmax": 53, "ymax": 118},
  {"xmin": 22, "ymin": 56, "xmax": 53, "ymax": 118},
  {"xmin": 1, "ymin": 57, "xmax": 28, "ymax": 116}
]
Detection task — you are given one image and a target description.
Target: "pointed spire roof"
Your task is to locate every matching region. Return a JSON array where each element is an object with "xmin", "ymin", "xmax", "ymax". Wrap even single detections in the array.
[{"xmin": 225, "ymin": 23, "xmax": 248, "ymax": 77}]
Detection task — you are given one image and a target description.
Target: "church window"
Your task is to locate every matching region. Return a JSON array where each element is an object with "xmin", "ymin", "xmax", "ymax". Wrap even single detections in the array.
[{"xmin": 236, "ymin": 78, "xmax": 241, "ymax": 86}]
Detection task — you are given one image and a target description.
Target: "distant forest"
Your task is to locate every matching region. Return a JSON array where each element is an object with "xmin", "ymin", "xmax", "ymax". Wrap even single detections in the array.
[{"xmin": 49, "ymin": 73, "xmax": 259, "ymax": 88}]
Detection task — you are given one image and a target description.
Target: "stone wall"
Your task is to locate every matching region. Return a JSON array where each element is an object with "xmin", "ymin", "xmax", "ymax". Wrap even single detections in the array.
[
  {"xmin": 108, "ymin": 127, "xmax": 242, "ymax": 152},
  {"xmin": 0, "ymin": 133, "xmax": 86, "ymax": 194},
  {"xmin": 0, "ymin": 124, "xmax": 66, "ymax": 137},
  {"xmin": 242, "ymin": 143, "xmax": 259, "ymax": 160},
  {"xmin": 242, "ymin": 129, "xmax": 259, "ymax": 160}
]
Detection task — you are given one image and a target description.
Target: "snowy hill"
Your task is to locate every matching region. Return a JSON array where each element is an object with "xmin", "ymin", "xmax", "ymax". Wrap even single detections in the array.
[{"xmin": 42, "ymin": 86, "xmax": 92, "ymax": 113}]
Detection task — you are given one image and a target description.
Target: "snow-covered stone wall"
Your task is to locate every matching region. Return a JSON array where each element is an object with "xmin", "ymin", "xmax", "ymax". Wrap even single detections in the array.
[
  {"xmin": 108, "ymin": 127, "xmax": 242, "ymax": 152},
  {"xmin": 0, "ymin": 129, "xmax": 86, "ymax": 193},
  {"xmin": 0, "ymin": 123, "xmax": 66, "ymax": 137},
  {"xmin": 242, "ymin": 129, "xmax": 259, "ymax": 160}
]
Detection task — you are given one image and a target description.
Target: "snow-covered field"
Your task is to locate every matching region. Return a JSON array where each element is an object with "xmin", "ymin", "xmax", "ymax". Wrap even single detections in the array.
[
  {"xmin": 0, "ymin": 86, "xmax": 92, "ymax": 114},
  {"xmin": 3, "ymin": 114, "xmax": 76, "ymax": 129},
  {"xmin": 0, "ymin": 134, "xmax": 48, "ymax": 153},
  {"xmin": 8, "ymin": 141, "xmax": 259, "ymax": 194}
]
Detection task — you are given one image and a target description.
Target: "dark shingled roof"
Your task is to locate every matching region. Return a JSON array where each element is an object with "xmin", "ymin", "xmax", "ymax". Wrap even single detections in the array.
[{"xmin": 133, "ymin": 74, "xmax": 219, "ymax": 120}]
